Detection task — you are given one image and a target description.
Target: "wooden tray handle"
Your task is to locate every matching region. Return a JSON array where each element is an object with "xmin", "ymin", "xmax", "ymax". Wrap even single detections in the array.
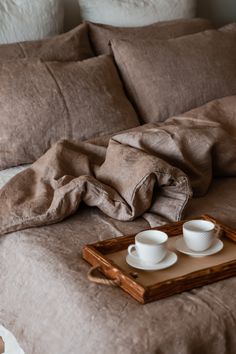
[{"xmin": 88, "ymin": 266, "xmax": 120, "ymax": 287}]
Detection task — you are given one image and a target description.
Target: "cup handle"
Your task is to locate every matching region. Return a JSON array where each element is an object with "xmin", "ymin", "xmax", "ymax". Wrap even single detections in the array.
[
  {"xmin": 128, "ymin": 244, "xmax": 136, "ymax": 256},
  {"xmin": 214, "ymin": 224, "xmax": 223, "ymax": 238}
]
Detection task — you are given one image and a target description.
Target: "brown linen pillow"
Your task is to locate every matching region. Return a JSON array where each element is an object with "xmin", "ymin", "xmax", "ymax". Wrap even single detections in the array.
[
  {"xmin": 0, "ymin": 23, "xmax": 93, "ymax": 61},
  {"xmin": 88, "ymin": 18, "xmax": 213, "ymax": 55},
  {"xmin": 0, "ymin": 55, "xmax": 139, "ymax": 170},
  {"xmin": 111, "ymin": 24, "xmax": 236, "ymax": 123}
]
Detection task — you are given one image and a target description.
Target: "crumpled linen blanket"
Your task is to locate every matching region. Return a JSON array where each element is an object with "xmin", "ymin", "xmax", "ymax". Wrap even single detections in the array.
[{"xmin": 1, "ymin": 95, "xmax": 236, "ymax": 235}]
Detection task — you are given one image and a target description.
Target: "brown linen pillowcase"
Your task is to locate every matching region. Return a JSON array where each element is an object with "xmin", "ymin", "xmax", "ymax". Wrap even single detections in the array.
[
  {"xmin": 0, "ymin": 23, "xmax": 93, "ymax": 61},
  {"xmin": 111, "ymin": 24, "xmax": 236, "ymax": 123},
  {"xmin": 87, "ymin": 18, "xmax": 213, "ymax": 55},
  {"xmin": 0, "ymin": 55, "xmax": 139, "ymax": 170}
]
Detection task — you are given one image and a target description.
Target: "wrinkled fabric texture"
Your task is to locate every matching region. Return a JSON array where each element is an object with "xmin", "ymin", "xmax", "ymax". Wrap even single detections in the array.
[
  {"xmin": 1, "ymin": 95, "xmax": 236, "ymax": 235},
  {"xmin": 1, "ymin": 179, "xmax": 236, "ymax": 354},
  {"xmin": 0, "ymin": 23, "xmax": 94, "ymax": 62},
  {"xmin": 78, "ymin": 0, "xmax": 196, "ymax": 27},
  {"xmin": 0, "ymin": 165, "xmax": 29, "ymax": 189},
  {"xmin": 1, "ymin": 97, "xmax": 236, "ymax": 354},
  {"xmin": 111, "ymin": 24, "xmax": 236, "ymax": 123},
  {"xmin": 0, "ymin": 55, "xmax": 139, "ymax": 170},
  {"xmin": 185, "ymin": 178, "xmax": 236, "ymax": 227},
  {"xmin": 0, "ymin": 0, "xmax": 64, "ymax": 44},
  {"xmin": 88, "ymin": 18, "xmax": 213, "ymax": 55}
]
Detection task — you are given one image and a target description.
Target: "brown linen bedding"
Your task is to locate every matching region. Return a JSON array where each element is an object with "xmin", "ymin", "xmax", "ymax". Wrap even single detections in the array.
[
  {"xmin": 1, "ymin": 96, "xmax": 236, "ymax": 353},
  {"xmin": 0, "ymin": 23, "xmax": 93, "ymax": 61},
  {"xmin": 0, "ymin": 55, "xmax": 139, "ymax": 170},
  {"xmin": 88, "ymin": 18, "xmax": 213, "ymax": 55},
  {"xmin": 1, "ymin": 95, "xmax": 236, "ymax": 235},
  {"xmin": 1, "ymin": 178, "xmax": 236, "ymax": 354},
  {"xmin": 111, "ymin": 24, "xmax": 236, "ymax": 123}
]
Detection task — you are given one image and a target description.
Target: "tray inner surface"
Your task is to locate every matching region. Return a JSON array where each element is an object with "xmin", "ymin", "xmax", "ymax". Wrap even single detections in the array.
[{"xmin": 107, "ymin": 235, "xmax": 236, "ymax": 287}]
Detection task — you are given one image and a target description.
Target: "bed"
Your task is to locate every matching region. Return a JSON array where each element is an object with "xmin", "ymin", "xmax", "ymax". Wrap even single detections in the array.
[
  {"xmin": 0, "ymin": 1, "xmax": 236, "ymax": 354},
  {"xmin": 0, "ymin": 176, "xmax": 236, "ymax": 354}
]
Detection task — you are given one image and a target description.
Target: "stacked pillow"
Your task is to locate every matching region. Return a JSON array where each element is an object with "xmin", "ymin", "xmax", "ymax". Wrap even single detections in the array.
[
  {"xmin": 0, "ymin": 23, "xmax": 93, "ymax": 61},
  {"xmin": 111, "ymin": 24, "xmax": 236, "ymax": 123},
  {"xmin": 0, "ymin": 55, "xmax": 139, "ymax": 170},
  {"xmin": 0, "ymin": 22, "xmax": 141, "ymax": 170},
  {"xmin": 87, "ymin": 18, "xmax": 213, "ymax": 55},
  {"xmin": 0, "ymin": 24, "xmax": 93, "ymax": 61},
  {"xmin": 0, "ymin": 17, "xmax": 223, "ymax": 171}
]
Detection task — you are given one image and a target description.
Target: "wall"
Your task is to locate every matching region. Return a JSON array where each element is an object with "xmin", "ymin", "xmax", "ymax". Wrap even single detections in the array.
[{"xmin": 63, "ymin": 0, "xmax": 236, "ymax": 31}]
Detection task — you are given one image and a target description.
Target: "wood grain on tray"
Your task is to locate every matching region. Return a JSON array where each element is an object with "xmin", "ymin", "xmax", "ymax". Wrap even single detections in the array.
[{"xmin": 83, "ymin": 215, "xmax": 236, "ymax": 303}]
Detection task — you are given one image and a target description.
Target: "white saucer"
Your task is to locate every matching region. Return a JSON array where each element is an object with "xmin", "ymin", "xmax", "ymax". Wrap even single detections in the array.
[
  {"xmin": 175, "ymin": 237, "xmax": 224, "ymax": 257},
  {"xmin": 126, "ymin": 250, "xmax": 178, "ymax": 271}
]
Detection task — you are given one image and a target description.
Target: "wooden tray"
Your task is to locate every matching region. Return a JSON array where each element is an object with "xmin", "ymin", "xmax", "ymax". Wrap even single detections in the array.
[{"xmin": 82, "ymin": 215, "xmax": 236, "ymax": 304}]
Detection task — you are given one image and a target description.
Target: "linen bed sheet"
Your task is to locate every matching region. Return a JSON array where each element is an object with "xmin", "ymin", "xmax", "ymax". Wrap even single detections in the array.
[
  {"xmin": 1, "ymin": 94, "xmax": 236, "ymax": 353},
  {"xmin": 0, "ymin": 165, "xmax": 29, "ymax": 189},
  {"xmin": 0, "ymin": 178, "xmax": 236, "ymax": 354},
  {"xmin": 2, "ymin": 95, "xmax": 236, "ymax": 236}
]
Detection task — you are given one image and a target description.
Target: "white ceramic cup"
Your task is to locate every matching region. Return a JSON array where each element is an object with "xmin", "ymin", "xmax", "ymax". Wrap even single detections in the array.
[
  {"xmin": 183, "ymin": 220, "xmax": 219, "ymax": 252},
  {"xmin": 128, "ymin": 230, "xmax": 168, "ymax": 264}
]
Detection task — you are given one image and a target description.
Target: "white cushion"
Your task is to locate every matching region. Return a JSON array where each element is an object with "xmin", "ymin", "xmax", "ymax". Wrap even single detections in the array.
[
  {"xmin": 78, "ymin": 0, "xmax": 196, "ymax": 27},
  {"xmin": 0, "ymin": 0, "xmax": 64, "ymax": 44}
]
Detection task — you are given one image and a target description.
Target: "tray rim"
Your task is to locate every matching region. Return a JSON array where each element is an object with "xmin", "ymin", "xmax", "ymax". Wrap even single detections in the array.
[{"xmin": 82, "ymin": 214, "xmax": 236, "ymax": 304}]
